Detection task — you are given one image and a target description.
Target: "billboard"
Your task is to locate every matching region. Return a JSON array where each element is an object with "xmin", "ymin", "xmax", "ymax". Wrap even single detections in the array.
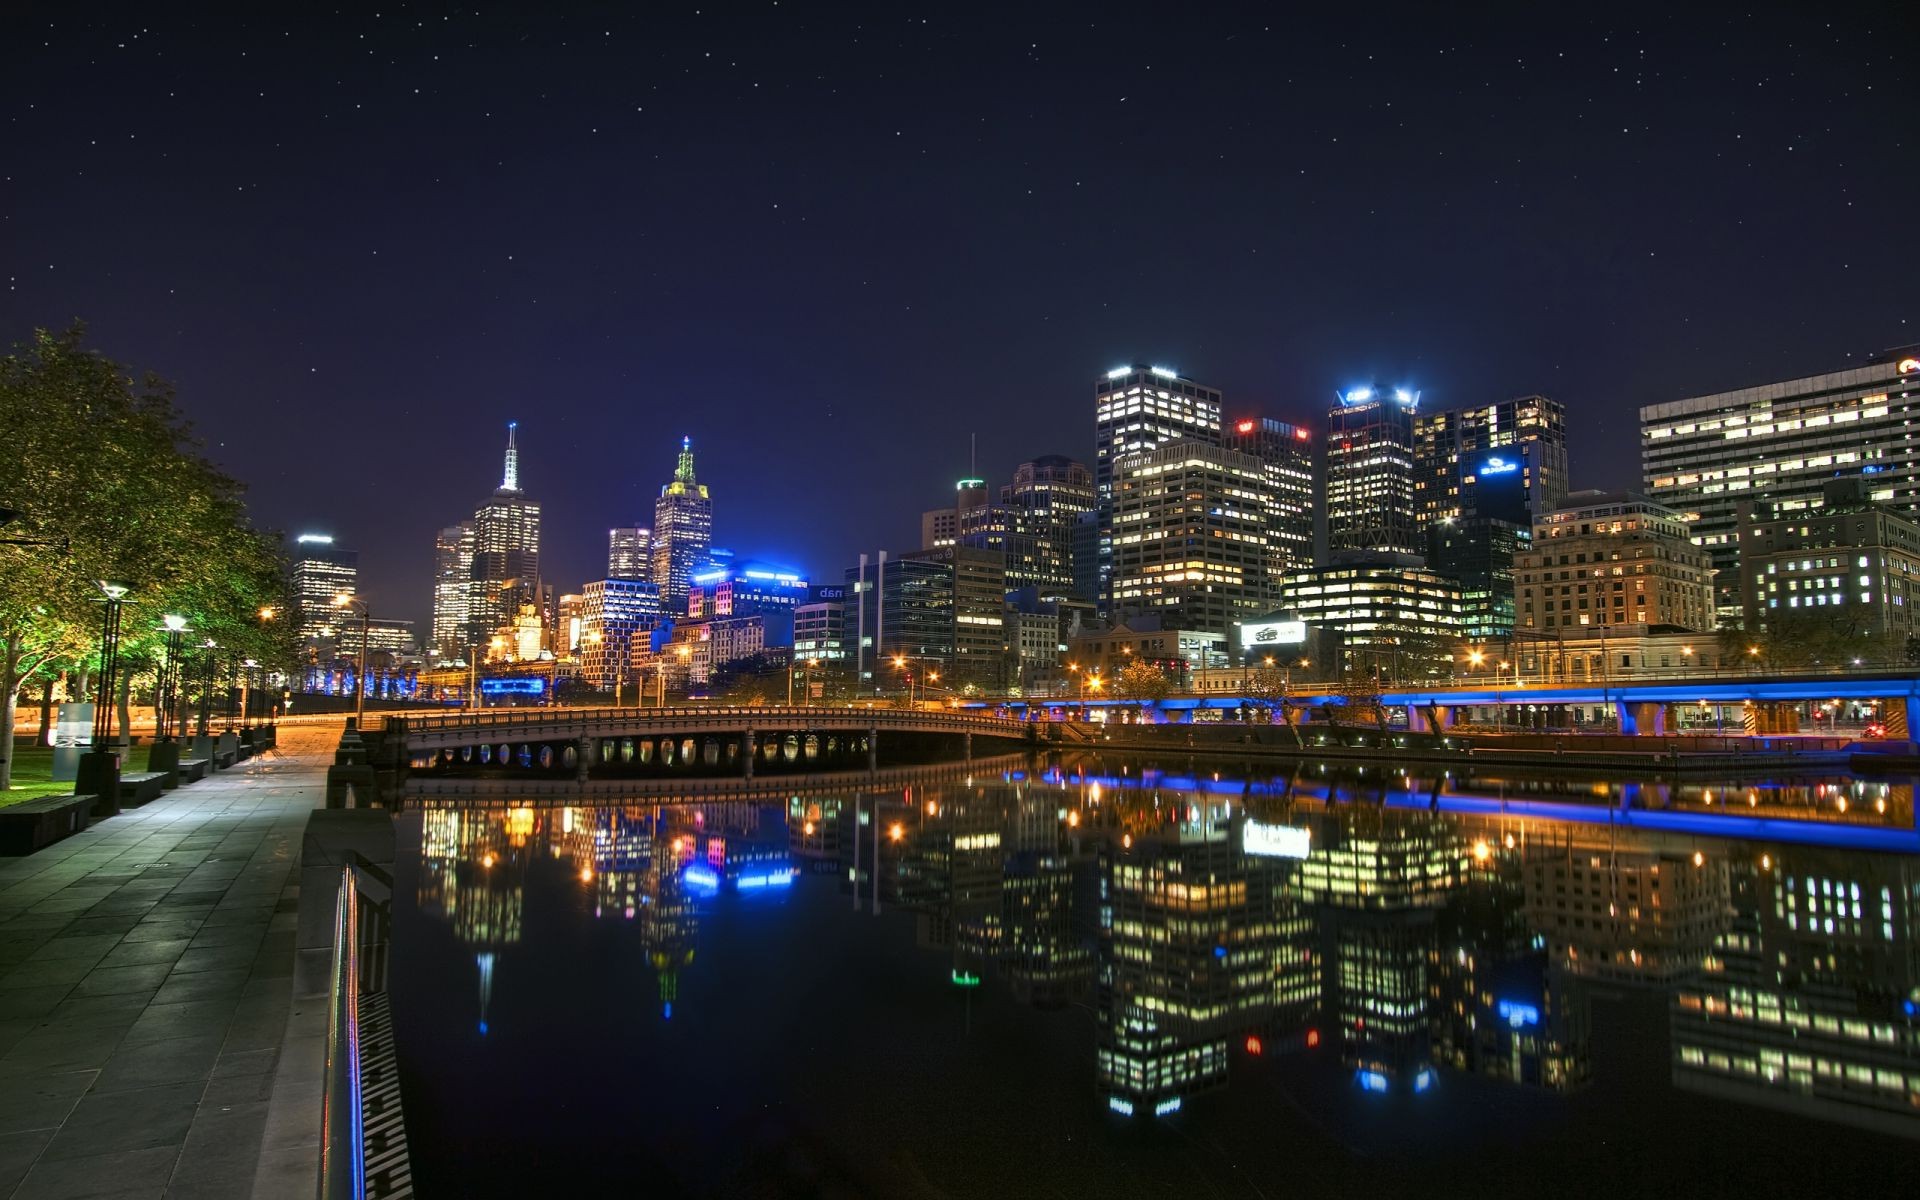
[
  {"xmin": 1239, "ymin": 619, "xmax": 1306, "ymax": 647},
  {"xmin": 1243, "ymin": 820, "xmax": 1311, "ymax": 859},
  {"xmin": 480, "ymin": 677, "xmax": 546, "ymax": 697}
]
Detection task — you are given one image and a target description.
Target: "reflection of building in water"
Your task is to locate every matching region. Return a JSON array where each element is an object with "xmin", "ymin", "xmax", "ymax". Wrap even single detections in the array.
[
  {"xmin": 787, "ymin": 797, "xmax": 845, "ymax": 862},
  {"xmin": 1296, "ymin": 807, "xmax": 1462, "ymax": 1088},
  {"xmin": 995, "ymin": 852, "xmax": 1092, "ymax": 1006},
  {"xmin": 1430, "ymin": 854, "xmax": 1591, "ymax": 1091},
  {"xmin": 1523, "ymin": 832, "xmax": 1730, "ymax": 984},
  {"xmin": 1672, "ymin": 852, "xmax": 1920, "ymax": 1137},
  {"xmin": 1095, "ymin": 801, "xmax": 1306, "ymax": 1110},
  {"xmin": 417, "ymin": 806, "xmax": 532, "ymax": 1034}
]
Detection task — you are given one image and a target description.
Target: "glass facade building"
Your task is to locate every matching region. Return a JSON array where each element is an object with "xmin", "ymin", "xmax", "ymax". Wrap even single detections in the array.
[{"xmin": 1094, "ymin": 365, "xmax": 1223, "ymax": 610}]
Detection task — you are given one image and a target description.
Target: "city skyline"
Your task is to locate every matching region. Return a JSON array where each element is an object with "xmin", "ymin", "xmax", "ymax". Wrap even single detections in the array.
[{"xmin": 7, "ymin": 5, "xmax": 1914, "ymax": 625}]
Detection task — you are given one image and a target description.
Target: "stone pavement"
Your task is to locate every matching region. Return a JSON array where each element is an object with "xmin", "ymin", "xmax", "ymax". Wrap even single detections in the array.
[{"xmin": 0, "ymin": 721, "xmax": 340, "ymax": 1199}]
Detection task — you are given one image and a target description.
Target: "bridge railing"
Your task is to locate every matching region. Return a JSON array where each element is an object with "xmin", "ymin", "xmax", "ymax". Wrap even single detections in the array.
[{"xmin": 386, "ymin": 704, "xmax": 1029, "ymax": 740}]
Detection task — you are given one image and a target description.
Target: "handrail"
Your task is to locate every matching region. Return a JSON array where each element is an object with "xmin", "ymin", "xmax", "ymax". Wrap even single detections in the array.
[
  {"xmin": 390, "ymin": 705, "xmax": 1028, "ymax": 737},
  {"xmin": 319, "ymin": 853, "xmax": 395, "ymax": 1200}
]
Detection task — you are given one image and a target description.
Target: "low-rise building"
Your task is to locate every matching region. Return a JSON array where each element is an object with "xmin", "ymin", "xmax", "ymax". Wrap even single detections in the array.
[
  {"xmin": 1738, "ymin": 477, "xmax": 1920, "ymax": 651},
  {"xmin": 1515, "ymin": 491, "xmax": 1715, "ymax": 634}
]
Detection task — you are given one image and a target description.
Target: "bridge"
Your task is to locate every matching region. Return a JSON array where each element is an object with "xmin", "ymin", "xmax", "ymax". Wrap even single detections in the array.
[
  {"xmin": 386, "ymin": 705, "xmax": 1034, "ymax": 782},
  {"xmin": 977, "ymin": 667, "xmax": 1920, "ymax": 741}
]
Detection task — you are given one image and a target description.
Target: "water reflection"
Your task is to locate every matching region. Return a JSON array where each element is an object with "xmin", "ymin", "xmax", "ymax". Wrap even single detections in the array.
[{"xmin": 400, "ymin": 756, "xmax": 1920, "ymax": 1184}]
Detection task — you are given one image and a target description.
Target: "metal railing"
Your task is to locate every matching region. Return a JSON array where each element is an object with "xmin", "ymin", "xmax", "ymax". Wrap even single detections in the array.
[
  {"xmin": 387, "ymin": 704, "xmax": 1029, "ymax": 739},
  {"xmin": 320, "ymin": 854, "xmax": 395, "ymax": 1200}
]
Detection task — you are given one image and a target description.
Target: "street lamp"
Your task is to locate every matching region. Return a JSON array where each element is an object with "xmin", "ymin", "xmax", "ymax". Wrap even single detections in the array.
[
  {"xmin": 195, "ymin": 638, "xmax": 218, "ymax": 743},
  {"xmin": 157, "ymin": 614, "xmax": 189, "ymax": 742},
  {"xmin": 76, "ymin": 580, "xmax": 131, "ymax": 798},
  {"xmin": 241, "ymin": 659, "xmax": 259, "ymax": 725},
  {"xmin": 334, "ymin": 593, "xmax": 372, "ymax": 728},
  {"xmin": 788, "ymin": 657, "xmax": 820, "ymax": 707},
  {"xmin": 92, "ymin": 580, "xmax": 129, "ymax": 748}
]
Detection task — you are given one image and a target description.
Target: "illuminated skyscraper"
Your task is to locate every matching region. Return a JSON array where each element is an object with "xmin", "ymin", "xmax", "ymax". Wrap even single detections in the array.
[
  {"xmin": 651, "ymin": 437, "xmax": 713, "ymax": 616},
  {"xmin": 430, "ymin": 521, "xmax": 474, "ymax": 663},
  {"xmin": 1413, "ymin": 395, "xmax": 1568, "ymax": 530},
  {"xmin": 998, "ymin": 455, "xmax": 1095, "ymax": 602},
  {"xmin": 608, "ymin": 527, "xmax": 651, "ymax": 581},
  {"xmin": 1094, "ymin": 364, "xmax": 1223, "ymax": 609},
  {"xmin": 1223, "ymin": 416, "xmax": 1315, "ymax": 580},
  {"xmin": 1326, "ymin": 385, "xmax": 1421, "ymax": 558},
  {"xmin": 1110, "ymin": 440, "xmax": 1273, "ymax": 633},
  {"xmin": 290, "ymin": 533, "xmax": 358, "ymax": 645},
  {"xmin": 468, "ymin": 422, "xmax": 541, "ymax": 646}
]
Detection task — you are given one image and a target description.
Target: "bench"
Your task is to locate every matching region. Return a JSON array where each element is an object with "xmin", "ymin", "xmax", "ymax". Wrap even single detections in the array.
[
  {"xmin": 213, "ymin": 747, "xmax": 237, "ymax": 769},
  {"xmin": 118, "ymin": 772, "xmax": 167, "ymax": 808},
  {"xmin": 179, "ymin": 758, "xmax": 211, "ymax": 783},
  {"xmin": 0, "ymin": 794, "xmax": 95, "ymax": 856}
]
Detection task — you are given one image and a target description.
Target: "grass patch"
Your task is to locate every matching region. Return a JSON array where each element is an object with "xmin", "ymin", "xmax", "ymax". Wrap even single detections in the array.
[{"xmin": 2, "ymin": 745, "xmax": 83, "ymax": 808}]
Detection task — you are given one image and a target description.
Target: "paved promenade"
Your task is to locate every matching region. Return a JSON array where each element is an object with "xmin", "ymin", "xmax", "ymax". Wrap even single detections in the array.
[{"xmin": 0, "ymin": 721, "xmax": 338, "ymax": 1199}]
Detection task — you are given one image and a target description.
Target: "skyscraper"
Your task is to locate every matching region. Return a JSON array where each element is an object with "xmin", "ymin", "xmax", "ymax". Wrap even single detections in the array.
[
  {"xmin": 430, "ymin": 521, "xmax": 474, "ymax": 663},
  {"xmin": 999, "ymin": 455, "xmax": 1095, "ymax": 602},
  {"xmin": 1413, "ymin": 395, "xmax": 1569, "ymax": 529},
  {"xmin": 1110, "ymin": 440, "xmax": 1273, "ymax": 633},
  {"xmin": 1325, "ymin": 385, "xmax": 1421, "ymax": 558},
  {"xmin": 608, "ymin": 527, "xmax": 651, "ymax": 580},
  {"xmin": 468, "ymin": 422, "xmax": 541, "ymax": 646},
  {"xmin": 651, "ymin": 437, "xmax": 713, "ymax": 616},
  {"xmin": 1640, "ymin": 348, "xmax": 1920, "ymax": 621},
  {"xmin": 1223, "ymin": 416, "xmax": 1315, "ymax": 580},
  {"xmin": 1094, "ymin": 364, "xmax": 1223, "ymax": 609},
  {"xmin": 290, "ymin": 533, "xmax": 357, "ymax": 645}
]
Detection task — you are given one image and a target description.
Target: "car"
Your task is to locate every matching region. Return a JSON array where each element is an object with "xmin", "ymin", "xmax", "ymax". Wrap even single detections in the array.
[{"xmin": 1864, "ymin": 721, "xmax": 1887, "ymax": 739}]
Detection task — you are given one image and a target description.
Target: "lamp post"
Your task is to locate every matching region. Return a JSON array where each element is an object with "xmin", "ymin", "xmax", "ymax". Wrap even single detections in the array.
[
  {"xmin": 157, "ymin": 614, "xmax": 189, "ymax": 741},
  {"xmin": 333, "ymin": 593, "xmax": 371, "ymax": 728},
  {"xmin": 788, "ymin": 657, "xmax": 820, "ymax": 707},
  {"xmin": 92, "ymin": 580, "xmax": 129, "ymax": 748},
  {"xmin": 241, "ymin": 659, "xmax": 259, "ymax": 725},
  {"xmin": 196, "ymin": 639, "xmax": 218, "ymax": 742},
  {"xmin": 77, "ymin": 580, "xmax": 131, "ymax": 798}
]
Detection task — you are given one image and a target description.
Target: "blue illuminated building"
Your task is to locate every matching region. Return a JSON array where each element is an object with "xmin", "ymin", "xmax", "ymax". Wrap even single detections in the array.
[{"xmin": 686, "ymin": 560, "xmax": 810, "ymax": 620}]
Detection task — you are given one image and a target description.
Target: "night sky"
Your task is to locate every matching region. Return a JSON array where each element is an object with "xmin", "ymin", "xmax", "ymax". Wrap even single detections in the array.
[{"xmin": 8, "ymin": 3, "xmax": 1917, "ymax": 627}]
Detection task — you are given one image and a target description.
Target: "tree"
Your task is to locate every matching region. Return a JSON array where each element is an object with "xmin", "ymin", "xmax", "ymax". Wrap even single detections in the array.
[
  {"xmin": 1116, "ymin": 658, "xmax": 1171, "ymax": 703},
  {"xmin": 0, "ymin": 326, "xmax": 294, "ymax": 789}
]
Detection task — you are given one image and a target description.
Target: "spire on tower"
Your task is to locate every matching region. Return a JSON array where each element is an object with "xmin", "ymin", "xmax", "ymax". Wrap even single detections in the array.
[
  {"xmin": 502, "ymin": 421, "xmax": 520, "ymax": 491},
  {"xmin": 674, "ymin": 435, "xmax": 696, "ymax": 485}
]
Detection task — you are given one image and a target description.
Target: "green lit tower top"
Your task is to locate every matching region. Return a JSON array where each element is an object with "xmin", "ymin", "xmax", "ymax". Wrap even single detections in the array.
[{"xmin": 652, "ymin": 435, "xmax": 713, "ymax": 616}]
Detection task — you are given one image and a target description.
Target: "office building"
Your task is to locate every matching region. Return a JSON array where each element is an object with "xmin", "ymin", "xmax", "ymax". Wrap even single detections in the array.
[
  {"xmin": 469, "ymin": 423, "xmax": 542, "ymax": 647},
  {"xmin": 1223, "ymin": 416, "xmax": 1315, "ymax": 579},
  {"xmin": 918, "ymin": 543, "xmax": 1008, "ymax": 690},
  {"xmin": 1414, "ymin": 395, "xmax": 1569, "ymax": 528},
  {"xmin": 920, "ymin": 507, "xmax": 957, "ymax": 550},
  {"xmin": 1738, "ymin": 477, "xmax": 1920, "ymax": 649},
  {"xmin": 1094, "ymin": 364, "xmax": 1223, "ymax": 608},
  {"xmin": 608, "ymin": 527, "xmax": 651, "ymax": 580},
  {"xmin": 290, "ymin": 534, "xmax": 357, "ymax": 645},
  {"xmin": 1000, "ymin": 455, "xmax": 1096, "ymax": 602},
  {"xmin": 845, "ymin": 552, "xmax": 954, "ymax": 693},
  {"xmin": 1067, "ymin": 614, "xmax": 1230, "ymax": 683},
  {"xmin": 686, "ymin": 562, "xmax": 810, "ymax": 621},
  {"xmin": 556, "ymin": 593, "xmax": 584, "ymax": 660},
  {"xmin": 1326, "ymin": 385, "xmax": 1421, "ymax": 558},
  {"xmin": 1514, "ymin": 491, "xmax": 1715, "ymax": 634},
  {"xmin": 793, "ymin": 587, "xmax": 849, "ymax": 667},
  {"xmin": 1280, "ymin": 555, "xmax": 1464, "ymax": 681},
  {"xmin": 651, "ymin": 436, "xmax": 713, "ymax": 616},
  {"xmin": 1641, "ymin": 349, "xmax": 1920, "ymax": 619},
  {"xmin": 430, "ymin": 522, "xmax": 474, "ymax": 663},
  {"xmin": 1429, "ymin": 518, "xmax": 1530, "ymax": 642},
  {"xmin": 579, "ymin": 578, "xmax": 663, "ymax": 691},
  {"xmin": 1110, "ymin": 440, "xmax": 1273, "ymax": 634}
]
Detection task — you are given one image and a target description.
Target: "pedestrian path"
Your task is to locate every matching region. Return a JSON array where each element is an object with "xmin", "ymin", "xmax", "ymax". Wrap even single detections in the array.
[{"xmin": 0, "ymin": 723, "xmax": 336, "ymax": 1199}]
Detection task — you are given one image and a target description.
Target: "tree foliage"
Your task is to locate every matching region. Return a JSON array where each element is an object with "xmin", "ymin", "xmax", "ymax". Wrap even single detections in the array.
[
  {"xmin": 1115, "ymin": 658, "xmax": 1171, "ymax": 702},
  {"xmin": 0, "ymin": 326, "xmax": 294, "ymax": 787},
  {"xmin": 1734, "ymin": 611, "xmax": 1903, "ymax": 670}
]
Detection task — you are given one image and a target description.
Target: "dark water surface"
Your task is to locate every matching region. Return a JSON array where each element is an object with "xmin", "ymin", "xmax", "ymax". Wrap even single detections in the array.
[{"xmin": 390, "ymin": 756, "xmax": 1920, "ymax": 1197}]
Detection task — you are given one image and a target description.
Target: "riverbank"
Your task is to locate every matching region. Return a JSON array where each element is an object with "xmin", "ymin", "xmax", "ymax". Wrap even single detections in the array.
[{"xmin": 1054, "ymin": 722, "xmax": 1868, "ymax": 777}]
